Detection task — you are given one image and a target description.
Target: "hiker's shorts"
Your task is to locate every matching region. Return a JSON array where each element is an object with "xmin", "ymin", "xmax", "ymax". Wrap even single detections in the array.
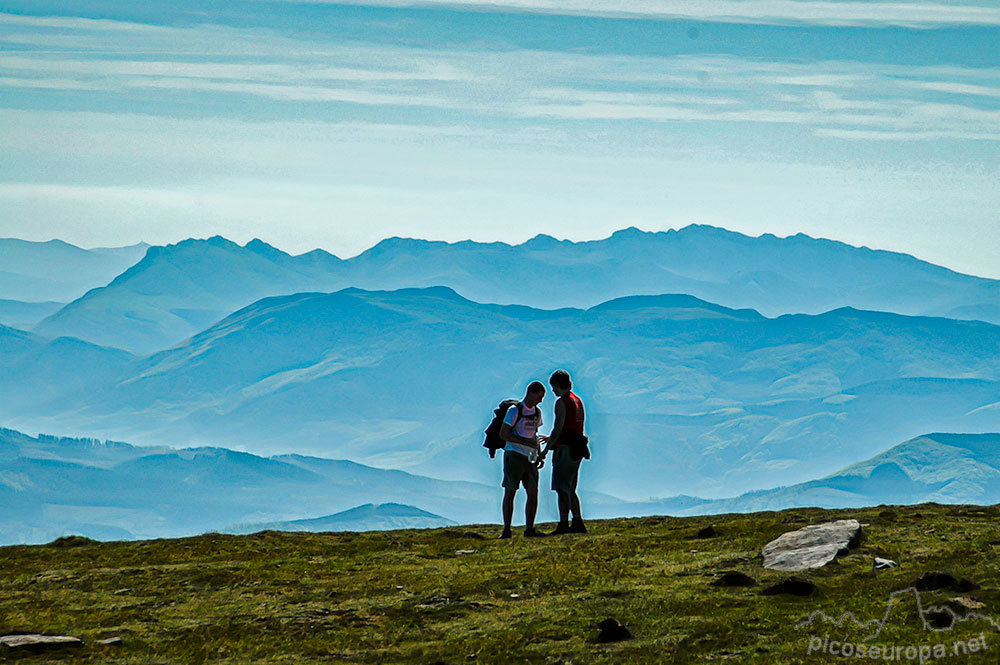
[
  {"xmin": 502, "ymin": 450, "xmax": 538, "ymax": 490},
  {"xmin": 551, "ymin": 445, "xmax": 581, "ymax": 495}
]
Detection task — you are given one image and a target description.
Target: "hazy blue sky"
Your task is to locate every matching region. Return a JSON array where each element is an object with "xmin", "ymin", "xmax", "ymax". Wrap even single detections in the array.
[{"xmin": 1, "ymin": 1, "xmax": 998, "ymax": 276}]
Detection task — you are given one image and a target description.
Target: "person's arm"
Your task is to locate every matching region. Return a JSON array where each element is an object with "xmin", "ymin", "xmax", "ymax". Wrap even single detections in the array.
[
  {"xmin": 541, "ymin": 398, "xmax": 565, "ymax": 458},
  {"xmin": 500, "ymin": 422, "xmax": 536, "ymax": 448}
]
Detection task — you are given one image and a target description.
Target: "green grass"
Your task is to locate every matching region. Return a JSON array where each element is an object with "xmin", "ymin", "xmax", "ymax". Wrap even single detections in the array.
[{"xmin": 2, "ymin": 504, "xmax": 1000, "ymax": 664}]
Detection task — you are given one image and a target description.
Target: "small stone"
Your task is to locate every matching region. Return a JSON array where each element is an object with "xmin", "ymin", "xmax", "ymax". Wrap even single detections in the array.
[
  {"xmin": 761, "ymin": 577, "xmax": 816, "ymax": 597},
  {"xmin": 596, "ymin": 618, "xmax": 632, "ymax": 643},
  {"xmin": 952, "ymin": 597, "xmax": 985, "ymax": 610},
  {"xmin": 97, "ymin": 637, "xmax": 123, "ymax": 646},
  {"xmin": 692, "ymin": 525, "xmax": 720, "ymax": 539},
  {"xmin": 0, "ymin": 634, "xmax": 83, "ymax": 651},
  {"xmin": 454, "ymin": 549, "xmax": 476, "ymax": 555},
  {"xmin": 113, "ymin": 588, "xmax": 131, "ymax": 595},
  {"xmin": 509, "ymin": 593, "xmax": 519, "ymax": 599},
  {"xmin": 711, "ymin": 571, "xmax": 757, "ymax": 587},
  {"xmin": 873, "ymin": 557, "xmax": 898, "ymax": 570}
]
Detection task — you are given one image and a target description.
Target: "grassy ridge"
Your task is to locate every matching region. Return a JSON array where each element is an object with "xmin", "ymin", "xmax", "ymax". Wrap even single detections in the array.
[{"xmin": 2, "ymin": 504, "xmax": 999, "ymax": 664}]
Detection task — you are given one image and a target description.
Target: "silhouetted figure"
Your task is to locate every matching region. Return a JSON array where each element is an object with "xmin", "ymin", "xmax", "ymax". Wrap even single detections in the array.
[
  {"xmin": 540, "ymin": 369, "xmax": 588, "ymax": 534},
  {"xmin": 498, "ymin": 381, "xmax": 547, "ymax": 538}
]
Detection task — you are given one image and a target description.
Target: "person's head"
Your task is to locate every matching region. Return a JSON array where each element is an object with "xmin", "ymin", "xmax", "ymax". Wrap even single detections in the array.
[
  {"xmin": 549, "ymin": 369, "xmax": 572, "ymax": 396},
  {"xmin": 524, "ymin": 381, "xmax": 546, "ymax": 407}
]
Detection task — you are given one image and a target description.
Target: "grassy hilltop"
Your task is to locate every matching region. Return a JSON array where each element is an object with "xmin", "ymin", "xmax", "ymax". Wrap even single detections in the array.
[{"xmin": 2, "ymin": 504, "xmax": 999, "ymax": 664}]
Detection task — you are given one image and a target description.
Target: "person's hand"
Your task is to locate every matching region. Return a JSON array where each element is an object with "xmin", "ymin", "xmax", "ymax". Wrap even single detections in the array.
[{"xmin": 538, "ymin": 435, "xmax": 549, "ymax": 444}]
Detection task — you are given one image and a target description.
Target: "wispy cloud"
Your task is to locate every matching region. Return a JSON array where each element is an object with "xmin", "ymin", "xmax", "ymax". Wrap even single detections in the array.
[
  {"xmin": 3, "ymin": 12, "xmax": 998, "ymax": 141},
  {"xmin": 271, "ymin": 0, "xmax": 1000, "ymax": 28}
]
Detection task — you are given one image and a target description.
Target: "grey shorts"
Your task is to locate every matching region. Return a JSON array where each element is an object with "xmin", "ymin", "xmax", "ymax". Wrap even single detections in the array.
[
  {"xmin": 502, "ymin": 450, "xmax": 538, "ymax": 490},
  {"xmin": 551, "ymin": 445, "xmax": 582, "ymax": 494}
]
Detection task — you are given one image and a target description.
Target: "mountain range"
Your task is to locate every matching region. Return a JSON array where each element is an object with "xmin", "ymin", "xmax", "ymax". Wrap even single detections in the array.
[
  {"xmin": 3, "ymin": 425, "xmax": 997, "ymax": 545},
  {"xmin": 0, "ymin": 238, "xmax": 148, "ymax": 305},
  {"xmin": 0, "ymin": 426, "xmax": 630, "ymax": 545},
  {"xmin": 18, "ymin": 226, "xmax": 1000, "ymax": 353},
  {"xmin": 4, "ymin": 286, "xmax": 998, "ymax": 499}
]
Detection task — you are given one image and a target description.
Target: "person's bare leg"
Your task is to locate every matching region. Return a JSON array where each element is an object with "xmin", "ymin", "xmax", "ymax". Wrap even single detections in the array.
[
  {"xmin": 570, "ymin": 491, "xmax": 586, "ymax": 532},
  {"xmin": 557, "ymin": 491, "xmax": 571, "ymax": 525},
  {"xmin": 525, "ymin": 485, "xmax": 538, "ymax": 530},
  {"xmin": 501, "ymin": 489, "xmax": 516, "ymax": 537}
]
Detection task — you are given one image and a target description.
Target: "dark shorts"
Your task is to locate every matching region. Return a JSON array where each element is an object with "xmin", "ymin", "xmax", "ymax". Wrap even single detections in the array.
[
  {"xmin": 502, "ymin": 450, "xmax": 538, "ymax": 490},
  {"xmin": 551, "ymin": 445, "xmax": 582, "ymax": 494}
]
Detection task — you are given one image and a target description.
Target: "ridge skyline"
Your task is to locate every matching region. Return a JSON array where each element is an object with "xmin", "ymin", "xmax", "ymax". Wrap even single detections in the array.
[{"xmin": 6, "ymin": 223, "xmax": 997, "ymax": 281}]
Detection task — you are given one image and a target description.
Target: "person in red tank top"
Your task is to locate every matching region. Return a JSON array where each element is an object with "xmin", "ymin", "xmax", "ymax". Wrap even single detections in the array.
[{"xmin": 539, "ymin": 369, "xmax": 588, "ymax": 535}]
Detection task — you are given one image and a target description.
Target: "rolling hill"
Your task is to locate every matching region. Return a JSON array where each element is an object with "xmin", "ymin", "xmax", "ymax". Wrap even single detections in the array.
[
  {"xmin": 0, "ymin": 427, "xmax": 627, "ymax": 546},
  {"xmin": 662, "ymin": 433, "xmax": 1000, "ymax": 515},
  {"xmin": 6, "ymin": 287, "xmax": 999, "ymax": 500}
]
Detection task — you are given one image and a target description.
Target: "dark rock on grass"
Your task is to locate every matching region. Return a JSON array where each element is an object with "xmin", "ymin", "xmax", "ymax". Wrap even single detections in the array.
[
  {"xmin": 0, "ymin": 634, "xmax": 83, "ymax": 651},
  {"xmin": 878, "ymin": 510, "xmax": 899, "ymax": 521},
  {"xmin": 925, "ymin": 611, "xmax": 954, "ymax": 629},
  {"xmin": 48, "ymin": 535, "xmax": 98, "ymax": 548},
  {"xmin": 761, "ymin": 577, "xmax": 817, "ymax": 597},
  {"xmin": 440, "ymin": 530, "xmax": 486, "ymax": 540},
  {"xmin": 912, "ymin": 572, "xmax": 979, "ymax": 592},
  {"xmin": 914, "ymin": 571, "xmax": 958, "ymax": 590},
  {"xmin": 711, "ymin": 571, "xmax": 757, "ymax": 587},
  {"xmin": 954, "ymin": 579, "xmax": 980, "ymax": 592},
  {"xmin": 689, "ymin": 525, "xmax": 720, "ymax": 539},
  {"xmin": 596, "ymin": 618, "xmax": 632, "ymax": 643}
]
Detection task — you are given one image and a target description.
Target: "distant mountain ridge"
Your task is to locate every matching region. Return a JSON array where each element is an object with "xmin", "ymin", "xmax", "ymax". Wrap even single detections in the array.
[
  {"xmin": 3, "ymin": 425, "xmax": 998, "ymax": 545},
  {"xmin": 0, "ymin": 427, "xmax": 493, "ymax": 545},
  {"xmin": 224, "ymin": 503, "xmax": 457, "ymax": 534},
  {"xmin": 0, "ymin": 238, "xmax": 148, "ymax": 303},
  {"xmin": 27, "ymin": 226, "xmax": 1000, "ymax": 352},
  {"xmin": 667, "ymin": 433, "xmax": 1000, "ymax": 515},
  {"xmin": 7, "ymin": 286, "xmax": 999, "ymax": 499}
]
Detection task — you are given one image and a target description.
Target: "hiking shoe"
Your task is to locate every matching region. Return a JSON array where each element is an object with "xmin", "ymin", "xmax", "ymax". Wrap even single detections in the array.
[
  {"xmin": 523, "ymin": 527, "xmax": 546, "ymax": 538},
  {"xmin": 568, "ymin": 521, "xmax": 588, "ymax": 534},
  {"xmin": 549, "ymin": 523, "xmax": 571, "ymax": 536},
  {"xmin": 499, "ymin": 529, "xmax": 512, "ymax": 539}
]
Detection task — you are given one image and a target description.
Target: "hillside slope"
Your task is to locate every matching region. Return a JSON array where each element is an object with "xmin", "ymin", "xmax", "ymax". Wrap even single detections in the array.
[
  {"xmin": 0, "ymin": 238, "xmax": 147, "ymax": 302},
  {"xmin": 670, "ymin": 433, "xmax": 1000, "ymax": 514},
  {"xmin": 2, "ymin": 504, "xmax": 998, "ymax": 664},
  {"xmin": 10, "ymin": 287, "xmax": 1000, "ymax": 499}
]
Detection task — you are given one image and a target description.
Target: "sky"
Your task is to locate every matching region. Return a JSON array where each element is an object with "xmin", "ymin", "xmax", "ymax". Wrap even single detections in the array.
[{"xmin": 0, "ymin": 1, "xmax": 998, "ymax": 277}]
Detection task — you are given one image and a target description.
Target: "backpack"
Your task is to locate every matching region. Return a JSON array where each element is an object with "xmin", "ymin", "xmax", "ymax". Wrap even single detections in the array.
[{"xmin": 483, "ymin": 399, "xmax": 528, "ymax": 458}]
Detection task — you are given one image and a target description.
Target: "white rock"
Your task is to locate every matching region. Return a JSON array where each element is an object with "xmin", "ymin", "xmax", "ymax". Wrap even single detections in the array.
[
  {"xmin": 762, "ymin": 519, "xmax": 862, "ymax": 571},
  {"xmin": 873, "ymin": 557, "xmax": 898, "ymax": 569},
  {"xmin": 0, "ymin": 634, "xmax": 83, "ymax": 650}
]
